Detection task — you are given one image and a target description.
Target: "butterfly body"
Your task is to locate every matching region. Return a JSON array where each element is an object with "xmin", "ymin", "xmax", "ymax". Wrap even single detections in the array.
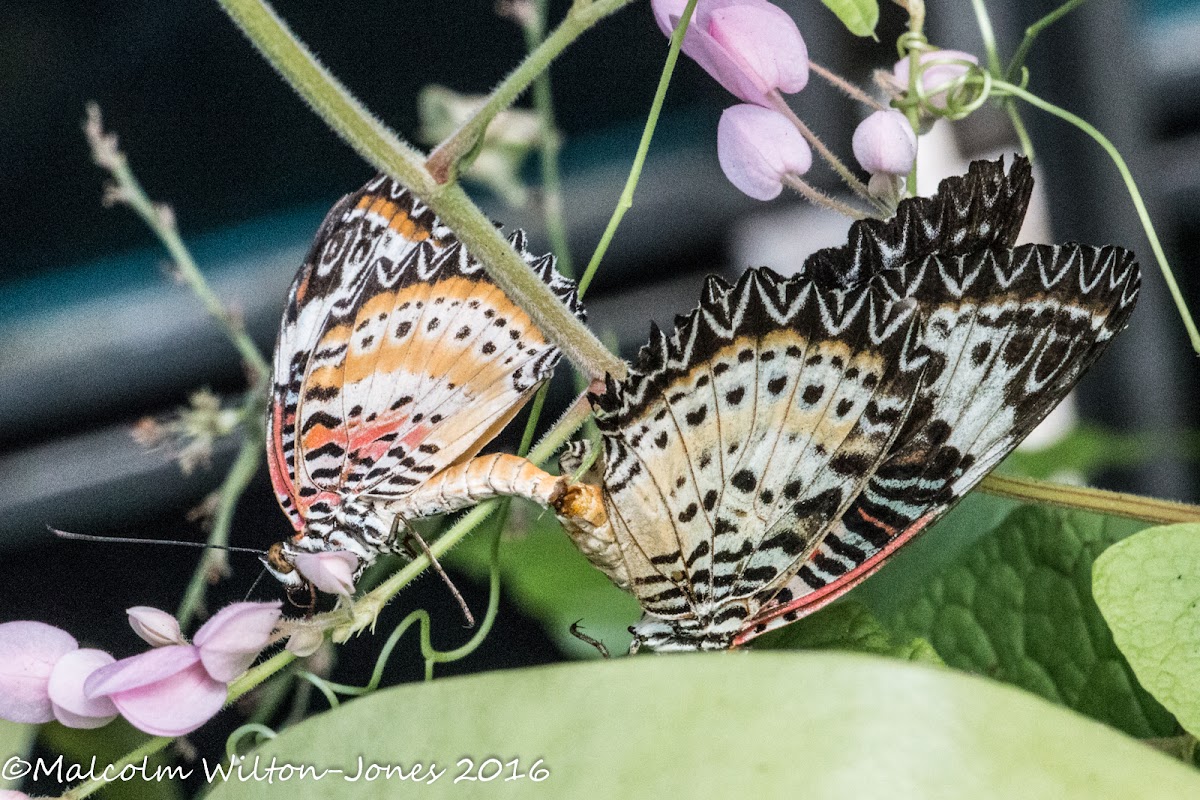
[
  {"xmin": 555, "ymin": 157, "xmax": 1140, "ymax": 653},
  {"xmin": 265, "ymin": 175, "xmax": 581, "ymax": 589}
]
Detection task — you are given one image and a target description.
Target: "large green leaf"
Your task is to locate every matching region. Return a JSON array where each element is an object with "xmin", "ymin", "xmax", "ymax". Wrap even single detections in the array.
[
  {"xmin": 888, "ymin": 505, "xmax": 1177, "ymax": 737},
  {"xmin": 818, "ymin": 0, "xmax": 879, "ymax": 38},
  {"xmin": 1093, "ymin": 523, "xmax": 1200, "ymax": 737},
  {"xmin": 208, "ymin": 654, "xmax": 1200, "ymax": 799}
]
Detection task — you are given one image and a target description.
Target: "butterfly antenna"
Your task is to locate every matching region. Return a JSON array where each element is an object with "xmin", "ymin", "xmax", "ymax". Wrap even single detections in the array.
[
  {"xmin": 49, "ymin": 526, "xmax": 269, "ymax": 555},
  {"xmin": 241, "ymin": 566, "xmax": 270, "ymax": 603},
  {"xmin": 569, "ymin": 620, "xmax": 610, "ymax": 659},
  {"xmin": 397, "ymin": 519, "xmax": 475, "ymax": 628}
]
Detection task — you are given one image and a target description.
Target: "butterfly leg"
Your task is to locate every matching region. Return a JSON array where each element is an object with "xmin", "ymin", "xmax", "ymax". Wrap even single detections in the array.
[
  {"xmin": 394, "ymin": 516, "xmax": 476, "ymax": 628},
  {"xmin": 568, "ymin": 620, "xmax": 610, "ymax": 659}
]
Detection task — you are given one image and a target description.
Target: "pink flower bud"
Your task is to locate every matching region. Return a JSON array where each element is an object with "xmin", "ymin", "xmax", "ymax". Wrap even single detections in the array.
[
  {"xmin": 85, "ymin": 644, "xmax": 227, "ymax": 737},
  {"xmin": 893, "ymin": 49, "xmax": 979, "ymax": 109},
  {"xmin": 284, "ymin": 626, "xmax": 326, "ymax": 658},
  {"xmin": 0, "ymin": 621, "xmax": 78, "ymax": 724},
  {"xmin": 852, "ymin": 109, "xmax": 917, "ymax": 176},
  {"xmin": 717, "ymin": 104, "xmax": 812, "ymax": 200},
  {"xmin": 192, "ymin": 601, "xmax": 282, "ymax": 682},
  {"xmin": 127, "ymin": 607, "xmax": 186, "ymax": 647},
  {"xmin": 292, "ymin": 550, "xmax": 359, "ymax": 597},
  {"xmin": 653, "ymin": 0, "xmax": 808, "ymax": 107},
  {"xmin": 0, "ymin": 791, "xmax": 32, "ymax": 800},
  {"xmin": 47, "ymin": 648, "xmax": 118, "ymax": 729}
]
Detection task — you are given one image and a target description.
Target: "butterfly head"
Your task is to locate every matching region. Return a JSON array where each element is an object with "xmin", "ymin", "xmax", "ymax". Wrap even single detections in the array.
[{"xmin": 262, "ymin": 537, "xmax": 368, "ymax": 599}]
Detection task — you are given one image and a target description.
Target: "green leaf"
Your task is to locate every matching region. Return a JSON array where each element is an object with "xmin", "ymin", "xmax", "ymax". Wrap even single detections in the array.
[
  {"xmin": 755, "ymin": 600, "xmax": 943, "ymax": 664},
  {"xmin": 446, "ymin": 508, "xmax": 641, "ymax": 658},
  {"xmin": 819, "ymin": 0, "xmax": 879, "ymax": 38},
  {"xmin": 207, "ymin": 654, "xmax": 1200, "ymax": 799},
  {"xmin": 888, "ymin": 505, "xmax": 1177, "ymax": 738},
  {"xmin": 1093, "ymin": 523, "xmax": 1200, "ymax": 737},
  {"xmin": 853, "ymin": 491, "xmax": 1018, "ymax": 613}
]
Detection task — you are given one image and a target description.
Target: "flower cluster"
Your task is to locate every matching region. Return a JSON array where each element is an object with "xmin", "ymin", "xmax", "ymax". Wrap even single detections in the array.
[
  {"xmin": 653, "ymin": 0, "xmax": 977, "ymax": 207},
  {"xmin": 0, "ymin": 602, "xmax": 280, "ymax": 737}
]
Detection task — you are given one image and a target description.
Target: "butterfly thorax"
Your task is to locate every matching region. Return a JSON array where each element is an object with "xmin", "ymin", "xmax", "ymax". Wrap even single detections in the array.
[{"xmin": 265, "ymin": 494, "xmax": 392, "ymax": 587}]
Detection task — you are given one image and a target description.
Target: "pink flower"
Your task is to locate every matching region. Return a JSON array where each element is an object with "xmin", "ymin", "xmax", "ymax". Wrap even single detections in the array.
[
  {"xmin": 84, "ymin": 602, "xmax": 281, "ymax": 737},
  {"xmin": 84, "ymin": 645, "xmax": 226, "ymax": 737},
  {"xmin": 717, "ymin": 104, "xmax": 812, "ymax": 200},
  {"xmin": 0, "ymin": 790, "xmax": 32, "ymax": 800},
  {"xmin": 192, "ymin": 601, "xmax": 283, "ymax": 681},
  {"xmin": 653, "ymin": 0, "xmax": 808, "ymax": 107},
  {"xmin": 293, "ymin": 551, "xmax": 358, "ymax": 597},
  {"xmin": 893, "ymin": 49, "xmax": 979, "ymax": 109},
  {"xmin": 852, "ymin": 109, "xmax": 917, "ymax": 176},
  {"xmin": 0, "ymin": 621, "xmax": 116, "ymax": 729},
  {"xmin": 46, "ymin": 649, "xmax": 119, "ymax": 729}
]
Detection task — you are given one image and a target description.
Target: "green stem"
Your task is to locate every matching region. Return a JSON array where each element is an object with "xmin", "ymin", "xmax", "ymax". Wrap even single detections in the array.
[
  {"xmin": 525, "ymin": 0, "xmax": 574, "ymax": 277},
  {"xmin": 783, "ymin": 175, "xmax": 870, "ymax": 219},
  {"xmin": 967, "ymin": 0, "xmax": 1003, "ymax": 76},
  {"xmin": 994, "ymin": 79, "xmax": 1200, "ymax": 354},
  {"xmin": 578, "ymin": 0, "xmax": 698, "ymax": 298},
  {"xmin": 809, "ymin": 60, "xmax": 884, "ymax": 111},
  {"xmin": 426, "ymin": 0, "xmax": 638, "ymax": 183},
  {"xmin": 175, "ymin": 419, "xmax": 264, "ymax": 627},
  {"xmin": 979, "ymin": 474, "xmax": 1200, "ymax": 524},
  {"xmin": 768, "ymin": 92, "xmax": 879, "ymax": 209},
  {"xmin": 1005, "ymin": 100, "xmax": 1036, "ymax": 160},
  {"xmin": 217, "ymin": 0, "xmax": 430, "ymax": 190},
  {"xmin": 61, "ymin": 735, "xmax": 174, "ymax": 800},
  {"xmin": 84, "ymin": 104, "xmax": 271, "ymax": 385},
  {"xmin": 1006, "ymin": 0, "xmax": 1088, "ymax": 83},
  {"xmin": 217, "ymin": 0, "xmax": 622, "ymax": 381},
  {"xmin": 431, "ymin": 182, "xmax": 624, "ymax": 377}
]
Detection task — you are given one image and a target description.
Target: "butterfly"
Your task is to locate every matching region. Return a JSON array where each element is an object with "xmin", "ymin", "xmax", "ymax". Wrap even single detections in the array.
[
  {"xmin": 554, "ymin": 156, "xmax": 1141, "ymax": 652},
  {"xmin": 263, "ymin": 174, "xmax": 583, "ymax": 593}
]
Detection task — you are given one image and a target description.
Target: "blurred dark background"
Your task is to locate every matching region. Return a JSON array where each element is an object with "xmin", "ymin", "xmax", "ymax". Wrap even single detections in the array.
[{"xmin": 2, "ymin": 0, "xmax": 1199, "ymax": 775}]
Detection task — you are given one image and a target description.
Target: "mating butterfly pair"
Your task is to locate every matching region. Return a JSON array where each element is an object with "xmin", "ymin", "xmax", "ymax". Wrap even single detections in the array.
[{"xmin": 265, "ymin": 158, "xmax": 1139, "ymax": 653}]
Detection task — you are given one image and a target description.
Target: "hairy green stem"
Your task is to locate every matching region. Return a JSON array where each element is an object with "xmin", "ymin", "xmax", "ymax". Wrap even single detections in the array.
[
  {"xmin": 809, "ymin": 60, "xmax": 884, "ymax": 111},
  {"xmin": 217, "ymin": 0, "xmax": 622, "ymax": 380},
  {"xmin": 217, "ymin": 0, "xmax": 430, "ymax": 190},
  {"xmin": 994, "ymin": 79, "xmax": 1200, "ymax": 354},
  {"xmin": 427, "ymin": 0, "xmax": 638, "ymax": 183},
  {"xmin": 783, "ymin": 175, "xmax": 870, "ymax": 219},
  {"xmin": 979, "ymin": 474, "xmax": 1200, "ymax": 524},
  {"xmin": 578, "ymin": 0, "xmax": 697, "ymax": 298},
  {"xmin": 768, "ymin": 92, "xmax": 880, "ymax": 209},
  {"xmin": 61, "ymin": 736, "xmax": 174, "ymax": 800}
]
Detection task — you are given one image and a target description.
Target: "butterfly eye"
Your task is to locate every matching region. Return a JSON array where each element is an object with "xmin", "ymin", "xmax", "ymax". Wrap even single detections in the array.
[{"xmin": 266, "ymin": 542, "xmax": 295, "ymax": 574}]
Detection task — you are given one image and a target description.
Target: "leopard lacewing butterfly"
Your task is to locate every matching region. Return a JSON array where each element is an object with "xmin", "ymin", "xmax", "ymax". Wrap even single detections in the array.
[{"xmin": 554, "ymin": 157, "xmax": 1140, "ymax": 652}]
